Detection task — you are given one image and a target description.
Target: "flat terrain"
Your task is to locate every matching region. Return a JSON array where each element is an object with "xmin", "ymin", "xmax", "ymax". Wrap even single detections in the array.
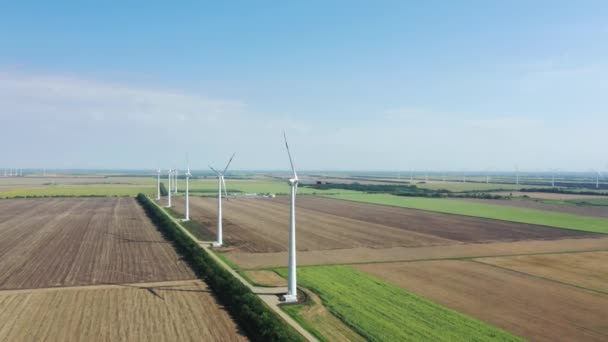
[
  {"xmin": 495, "ymin": 191, "xmax": 607, "ymax": 200},
  {"xmin": 0, "ymin": 176, "xmax": 155, "ymax": 197},
  {"xmin": 277, "ymin": 265, "xmax": 521, "ymax": 341},
  {"xmin": 173, "ymin": 196, "xmax": 596, "ymax": 254},
  {"xmin": 324, "ymin": 192, "xmax": 608, "ymax": 233},
  {"xmin": 355, "ymin": 260, "xmax": 608, "ymax": 342},
  {"xmin": 0, "ymin": 280, "xmax": 247, "ymax": 342},
  {"xmin": 476, "ymin": 251, "xmax": 608, "ymax": 292},
  {"xmin": 228, "ymin": 236, "xmax": 608, "ymax": 268},
  {"xmin": 0, "ymin": 197, "xmax": 248, "ymax": 341},
  {"xmin": 459, "ymin": 198, "xmax": 608, "ymax": 218},
  {"xmin": 0, "ymin": 198, "xmax": 193, "ymax": 289}
]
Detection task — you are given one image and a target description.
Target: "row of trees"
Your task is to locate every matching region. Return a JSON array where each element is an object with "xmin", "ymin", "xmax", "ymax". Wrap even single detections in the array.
[{"xmin": 136, "ymin": 194, "xmax": 304, "ymax": 342}]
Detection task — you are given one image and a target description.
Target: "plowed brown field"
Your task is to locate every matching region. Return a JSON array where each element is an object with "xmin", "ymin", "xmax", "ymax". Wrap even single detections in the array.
[
  {"xmin": 0, "ymin": 198, "xmax": 248, "ymax": 342},
  {"xmin": 173, "ymin": 196, "xmax": 595, "ymax": 253},
  {"xmin": 0, "ymin": 198, "xmax": 194, "ymax": 289},
  {"xmin": 476, "ymin": 251, "xmax": 608, "ymax": 292},
  {"xmin": 356, "ymin": 260, "xmax": 608, "ymax": 342}
]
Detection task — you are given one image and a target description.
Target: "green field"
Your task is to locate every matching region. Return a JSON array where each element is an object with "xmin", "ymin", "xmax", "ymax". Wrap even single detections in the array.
[
  {"xmin": 276, "ymin": 266, "xmax": 521, "ymax": 342},
  {"xmin": 0, "ymin": 185, "xmax": 154, "ymax": 197},
  {"xmin": 187, "ymin": 179, "xmax": 348, "ymax": 195},
  {"xmin": 324, "ymin": 192, "xmax": 608, "ymax": 234}
]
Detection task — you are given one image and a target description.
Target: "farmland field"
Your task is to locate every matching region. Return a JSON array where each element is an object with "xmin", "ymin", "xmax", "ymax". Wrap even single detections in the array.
[
  {"xmin": 227, "ymin": 236, "xmax": 608, "ymax": 269},
  {"xmin": 355, "ymin": 260, "xmax": 608, "ymax": 342},
  {"xmin": 172, "ymin": 195, "xmax": 599, "ymax": 254},
  {"xmin": 0, "ymin": 198, "xmax": 193, "ymax": 289},
  {"xmin": 324, "ymin": 192, "xmax": 608, "ymax": 233},
  {"xmin": 476, "ymin": 251, "xmax": 608, "ymax": 292},
  {"xmin": 0, "ymin": 197, "xmax": 248, "ymax": 341},
  {"xmin": 0, "ymin": 176, "xmax": 156, "ymax": 197},
  {"xmin": 275, "ymin": 265, "xmax": 521, "ymax": 341},
  {"xmin": 459, "ymin": 198, "xmax": 608, "ymax": 218},
  {"xmin": 0, "ymin": 280, "xmax": 246, "ymax": 342}
]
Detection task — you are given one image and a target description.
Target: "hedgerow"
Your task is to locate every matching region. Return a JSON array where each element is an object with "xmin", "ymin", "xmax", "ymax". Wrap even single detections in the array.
[{"xmin": 136, "ymin": 194, "xmax": 304, "ymax": 342}]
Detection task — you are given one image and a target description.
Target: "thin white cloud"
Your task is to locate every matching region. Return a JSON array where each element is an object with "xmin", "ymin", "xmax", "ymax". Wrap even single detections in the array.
[{"xmin": 0, "ymin": 73, "xmax": 243, "ymax": 125}]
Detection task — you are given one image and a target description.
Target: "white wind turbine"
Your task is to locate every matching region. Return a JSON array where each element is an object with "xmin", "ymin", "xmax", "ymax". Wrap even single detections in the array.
[
  {"xmin": 166, "ymin": 169, "xmax": 173, "ymax": 208},
  {"xmin": 184, "ymin": 165, "xmax": 192, "ymax": 221},
  {"xmin": 594, "ymin": 170, "xmax": 602, "ymax": 189},
  {"xmin": 174, "ymin": 168, "xmax": 179, "ymax": 193},
  {"xmin": 210, "ymin": 153, "xmax": 236, "ymax": 247},
  {"xmin": 283, "ymin": 132, "xmax": 299, "ymax": 303},
  {"xmin": 156, "ymin": 169, "xmax": 161, "ymax": 200}
]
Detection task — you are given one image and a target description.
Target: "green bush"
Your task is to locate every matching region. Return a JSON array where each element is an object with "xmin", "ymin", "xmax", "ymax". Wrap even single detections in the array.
[{"xmin": 136, "ymin": 194, "xmax": 304, "ymax": 342}]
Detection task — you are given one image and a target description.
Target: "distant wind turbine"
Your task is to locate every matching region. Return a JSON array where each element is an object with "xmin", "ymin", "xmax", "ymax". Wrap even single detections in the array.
[
  {"xmin": 174, "ymin": 169, "xmax": 179, "ymax": 193},
  {"xmin": 184, "ymin": 164, "xmax": 192, "ymax": 221},
  {"xmin": 156, "ymin": 169, "xmax": 161, "ymax": 200},
  {"xmin": 210, "ymin": 153, "xmax": 236, "ymax": 247},
  {"xmin": 166, "ymin": 169, "xmax": 172, "ymax": 208}
]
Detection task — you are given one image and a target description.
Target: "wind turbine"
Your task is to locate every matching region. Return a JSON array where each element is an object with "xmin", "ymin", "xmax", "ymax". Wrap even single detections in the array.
[
  {"xmin": 184, "ymin": 165, "xmax": 192, "ymax": 221},
  {"xmin": 595, "ymin": 170, "xmax": 602, "ymax": 189},
  {"xmin": 166, "ymin": 169, "xmax": 172, "ymax": 208},
  {"xmin": 156, "ymin": 169, "xmax": 161, "ymax": 200},
  {"xmin": 283, "ymin": 132, "xmax": 299, "ymax": 303},
  {"xmin": 515, "ymin": 165, "xmax": 519, "ymax": 185},
  {"xmin": 210, "ymin": 153, "xmax": 236, "ymax": 247},
  {"xmin": 174, "ymin": 169, "xmax": 179, "ymax": 193}
]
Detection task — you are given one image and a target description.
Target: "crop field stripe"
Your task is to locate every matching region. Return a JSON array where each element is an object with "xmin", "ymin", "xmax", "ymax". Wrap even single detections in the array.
[
  {"xmin": 323, "ymin": 193, "xmax": 608, "ymax": 234},
  {"xmin": 241, "ymin": 248, "xmax": 608, "ymax": 271},
  {"xmin": 467, "ymin": 259, "xmax": 608, "ymax": 296},
  {"xmin": 275, "ymin": 265, "xmax": 522, "ymax": 341}
]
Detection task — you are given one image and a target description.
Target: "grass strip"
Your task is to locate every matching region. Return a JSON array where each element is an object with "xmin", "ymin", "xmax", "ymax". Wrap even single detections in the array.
[{"xmin": 276, "ymin": 265, "xmax": 522, "ymax": 342}]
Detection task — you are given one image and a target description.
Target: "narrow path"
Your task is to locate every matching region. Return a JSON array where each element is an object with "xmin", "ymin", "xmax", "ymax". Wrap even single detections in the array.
[{"xmin": 149, "ymin": 198, "xmax": 318, "ymax": 342}]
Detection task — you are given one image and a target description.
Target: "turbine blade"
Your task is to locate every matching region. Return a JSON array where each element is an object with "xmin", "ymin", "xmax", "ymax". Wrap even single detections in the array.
[
  {"xmin": 209, "ymin": 165, "xmax": 220, "ymax": 175},
  {"xmin": 283, "ymin": 132, "xmax": 298, "ymax": 179},
  {"xmin": 222, "ymin": 153, "xmax": 236, "ymax": 174}
]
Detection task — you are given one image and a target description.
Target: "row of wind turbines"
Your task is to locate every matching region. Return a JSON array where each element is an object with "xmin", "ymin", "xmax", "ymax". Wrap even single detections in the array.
[
  {"xmin": 2, "ymin": 168, "xmax": 23, "ymax": 177},
  {"xmin": 154, "ymin": 134, "xmax": 300, "ymax": 302},
  {"xmin": 401, "ymin": 168, "xmax": 605, "ymax": 188}
]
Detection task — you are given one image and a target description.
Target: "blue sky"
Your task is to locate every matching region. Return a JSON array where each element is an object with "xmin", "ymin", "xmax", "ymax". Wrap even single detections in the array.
[{"xmin": 1, "ymin": 1, "xmax": 607, "ymax": 171}]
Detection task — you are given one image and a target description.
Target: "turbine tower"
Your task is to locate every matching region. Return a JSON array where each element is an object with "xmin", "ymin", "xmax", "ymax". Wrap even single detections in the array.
[
  {"xmin": 174, "ymin": 169, "xmax": 179, "ymax": 193},
  {"xmin": 596, "ymin": 170, "xmax": 602, "ymax": 189},
  {"xmin": 156, "ymin": 169, "xmax": 161, "ymax": 200},
  {"xmin": 283, "ymin": 132, "xmax": 299, "ymax": 303},
  {"xmin": 166, "ymin": 169, "xmax": 172, "ymax": 208},
  {"xmin": 184, "ymin": 165, "xmax": 192, "ymax": 221},
  {"xmin": 210, "ymin": 153, "xmax": 236, "ymax": 247}
]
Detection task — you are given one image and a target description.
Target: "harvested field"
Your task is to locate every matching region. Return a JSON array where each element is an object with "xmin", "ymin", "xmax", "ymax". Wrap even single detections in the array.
[
  {"xmin": 356, "ymin": 260, "xmax": 608, "ymax": 342},
  {"xmin": 173, "ymin": 197, "xmax": 455, "ymax": 253},
  {"xmin": 0, "ymin": 198, "xmax": 194, "ymax": 289},
  {"xmin": 476, "ymin": 251, "xmax": 608, "ymax": 292},
  {"xmin": 173, "ymin": 195, "xmax": 598, "ymax": 254},
  {"xmin": 459, "ymin": 198, "xmax": 608, "ymax": 218},
  {"xmin": 0, "ymin": 280, "xmax": 247, "ymax": 342},
  {"xmin": 227, "ymin": 236, "xmax": 608, "ymax": 269}
]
